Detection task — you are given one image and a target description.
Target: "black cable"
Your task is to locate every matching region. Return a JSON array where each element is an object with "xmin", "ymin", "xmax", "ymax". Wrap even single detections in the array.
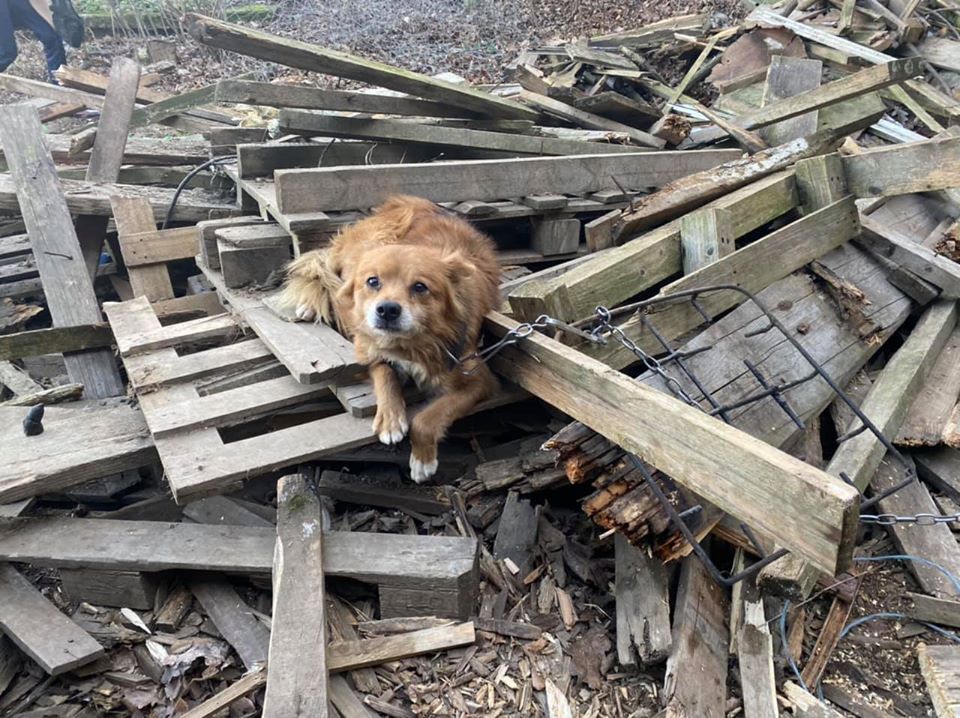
[{"xmin": 161, "ymin": 154, "xmax": 238, "ymax": 230}]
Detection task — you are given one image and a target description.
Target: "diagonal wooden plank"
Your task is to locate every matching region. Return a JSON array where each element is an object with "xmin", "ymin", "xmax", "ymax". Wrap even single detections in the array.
[
  {"xmin": 186, "ymin": 14, "xmax": 538, "ymax": 121},
  {"xmin": 0, "ymin": 104, "xmax": 124, "ymax": 399}
]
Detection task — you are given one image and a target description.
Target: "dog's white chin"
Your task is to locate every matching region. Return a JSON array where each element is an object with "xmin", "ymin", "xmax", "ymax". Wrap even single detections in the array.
[{"xmin": 409, "ymin": 455, "xmax": 438, "ymax": 483}]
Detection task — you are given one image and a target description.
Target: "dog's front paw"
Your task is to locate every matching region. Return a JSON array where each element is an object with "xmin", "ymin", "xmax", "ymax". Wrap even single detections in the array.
[
  {"xmin": 409, "ymin": 452, "xmax": 439, "ymax": 484},
  {"xmin": 373, "ymin": 406, "xmax": 408, "ymax": 445},
  {"xmin": 295, "ymin": 303, "xmax": 317, "ymax": 322}
]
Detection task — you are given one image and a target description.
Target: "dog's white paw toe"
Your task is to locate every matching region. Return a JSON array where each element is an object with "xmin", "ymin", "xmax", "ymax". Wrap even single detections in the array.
[
  {"xmin": 375, "ymin": 416, "xmax": 408, "ymax": 446},
  {"xmin": 409, "ymin": 455, "xmax": 439, "ymax": 483},
  {"xmin": 295, "ymin": 304, "xmax": 316, "ymax": 322}
]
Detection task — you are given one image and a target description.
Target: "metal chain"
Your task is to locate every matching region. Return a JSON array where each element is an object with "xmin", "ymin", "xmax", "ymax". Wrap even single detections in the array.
[
  {"xmin": 860, "ymin": 513, "xmax": 960, "ymax": 525},
  {"xmin": 590, "ymin": 306, "xmax": 702, "ymax": 408}
]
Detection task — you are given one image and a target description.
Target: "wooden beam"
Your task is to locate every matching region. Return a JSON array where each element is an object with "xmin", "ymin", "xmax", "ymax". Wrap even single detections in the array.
[
  {"xmin": 795, "ymin": 153, "xmax": 848, "ymax": 212},
  {"xmin": 0, "ymin": 563, "xmax": 104, "ymax": 675},
  {"xmin": 278, "ymin": 110, "xmax": 641, "ymax": 156},
  {"xmin": 217, "ymin": 80, "xmax": 476, "ymax": 117},
  {"xmin": 264, "ymin": 474, "xmax": 328, "ymax": 717},
  {"xmin": 784, "ymin": 682, "xmax": 845, "ymax": 718},
  {"xmin": 613, "ymin": 130, "xmax": 840, "ymax": 241},
  {"xmin": 485, "ymin": 312, "xmax": 861, "ymax": 574},
  {"xmin": 0, "ymin": 518, "xmax": 478, "ymax": 615},
  {"xmin": 0, "ymin": 324, "xmax": 112, "ymax": 361},
  {"xmin": 843, "ymin": 138, "xmax": 960, "ymax": 197},
  {"xmin": 742, "ymin": 58, "xmax": 922, "ymax": 131},
  {"xmin": 0, "ymin": 105, "xmax": 124, "ymax": 399},
  {"xmin": 517, "ymin": 90, "xmax": 664, "ymax": 148},
  {"xmin": 110, "ymin": 197, "xmax": 174, "ymax": 302},
  {"xmin": 186, "ymin": 14, "xmax": 537, "ymax": 120},
  {"xmin": 118, "ymin": 226, "xmax": 198, "ymax": 267},
  {"xmin": 74, "ymin": 57, "xmax": 141, "ymax": 280},
  {"xmin": 274, "ymin": 149, "xmax": 741, "ymax": 214},
  {"xmin": 679, "ymin": 206, "xmax": 733, "ymax": 273},
  {"xmin": 191, "ymin": 579, "xmax": 271, "ymax": 669},
  {"xmin": 759, "ymin": 301, "xmax": 958, "ymax": 597},
  {"xmin": 663, "ymin": 557, "xmax": 728, "ymax": 717}
]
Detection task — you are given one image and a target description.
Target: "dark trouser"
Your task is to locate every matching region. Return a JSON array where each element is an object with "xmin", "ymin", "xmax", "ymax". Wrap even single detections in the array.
[{"xmin": 0, "ymin": 0, "xmax": 67, "ymax": 77}]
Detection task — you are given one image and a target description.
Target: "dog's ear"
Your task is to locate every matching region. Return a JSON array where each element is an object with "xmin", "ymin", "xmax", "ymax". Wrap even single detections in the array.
[{"xmin": 442, "ymin": 250, "xmax": 476, "ymax": 283}]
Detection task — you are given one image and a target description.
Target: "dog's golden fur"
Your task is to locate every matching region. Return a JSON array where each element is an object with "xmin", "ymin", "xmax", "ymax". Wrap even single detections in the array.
[{"xmin": 280, "ymin": 195, "xmax": 501, "ymax": 482}]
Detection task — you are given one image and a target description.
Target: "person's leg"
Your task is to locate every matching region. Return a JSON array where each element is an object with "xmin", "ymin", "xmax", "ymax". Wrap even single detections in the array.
[
  {"xmin": 9, "ymin": 0, "xmax": 66, "ymax": 78},
  {"xmin": 0, "ymin": 2, "xmax": 20, "ymax": 73}
]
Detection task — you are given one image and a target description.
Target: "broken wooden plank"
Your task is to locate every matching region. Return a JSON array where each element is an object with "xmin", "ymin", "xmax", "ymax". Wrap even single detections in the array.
[
  {"xmin": 486, "ymin": 311, "xmax": 861, "ymax": 575},
  {"xmin": 0, "ymin": 518, "xmax": 478, "ymax": 618},
  {"xmin": 0, "ymin": 104, "xmax": 124, "ymax": 400},
  {"xmin": 327, "ymin": 623, "xmax": 475, "ymax": 672},
  {"xmin": 181, "ymin": 669, "xmax": 267, "ymax": 718},
  {"xmin": 187, "ymin": 14, "xmax": 537, "ymax": 120},
  {"xmin": 273, "ymin": 149, "xmax": 740, "ymax": 214},
  {"xmin": 663, "ymin": 557, "xmax": 728, "ymax": 717},
  {"xmin": 195, "ymin": 268, "xmax": 359, "ymax": 385},
  {"xmin": 896, "ymin": 326, "xmax": 960, "ymax": 446},
  {"xmin": 784, "ymin": 682, "xmax": 844, "ymax": 717},
  {"xmin": 907, "ymin": 592, "xmax": 960, "ymax": 628},
  {"xmin": 278, "ymin": 111, "xmax": 640, "ymax": 156},
  {"xmin": 191, "ymin": 578, "xmax": 271, "ymax": 670},
  {"xmin": 0, "ymin": 563, "xmax": 104, "ymax": 675},
  {"xmin": 74, "ymin": 57, "xmax": 141, "ymax": 280},
  {"xmin": 737, "ymin": 594, "xmax": 778, "ymax": 718},
  {"xmin": 264, "ymin": 474, "xmax": 327, "ymax": 717},
  {"xmin": 0, "ymin": 400, "xmax": 157, "ymax": 503},
  {"xmin": 919, "ymin": 644, "xmax": 960, "ymax": 718},
  {"xmin": 615, "ymin": 533, "xmax": 671, "ymax": 667}
]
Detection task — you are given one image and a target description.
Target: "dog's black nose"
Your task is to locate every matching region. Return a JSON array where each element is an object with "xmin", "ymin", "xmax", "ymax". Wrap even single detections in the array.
[{"xmin": 376, "ymin": 301, "xmax": 402, "ymax": 321}]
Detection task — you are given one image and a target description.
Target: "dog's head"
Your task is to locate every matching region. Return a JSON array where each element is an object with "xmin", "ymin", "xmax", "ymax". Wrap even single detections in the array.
[{"xmin": 339, "ymin": 244, "xmax": 474, "ymax": 340}]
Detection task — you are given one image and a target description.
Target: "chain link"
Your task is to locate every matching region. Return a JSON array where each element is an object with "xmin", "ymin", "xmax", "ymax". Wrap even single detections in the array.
[
  {"xmin": 590, "ymin": 306, "xmax": 702, "ymax": 408},
  {"xmin": 860, "ymin": 513, "xmax": 960, "ymax": 526}
]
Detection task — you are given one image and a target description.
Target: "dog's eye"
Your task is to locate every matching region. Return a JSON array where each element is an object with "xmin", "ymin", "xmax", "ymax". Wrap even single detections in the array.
[
  {"xmin": 366, "ymin": 276, "xmax": 380, "ymax": 289},
  {"xmin": 411, "ymin": 282, "xmax": 429, "ymax": 295}
]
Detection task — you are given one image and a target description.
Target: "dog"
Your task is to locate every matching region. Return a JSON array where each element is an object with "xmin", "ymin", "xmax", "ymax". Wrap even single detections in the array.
[{"xmin": 280, "ymin": 195, "xmax": 501, "ymax": 482}]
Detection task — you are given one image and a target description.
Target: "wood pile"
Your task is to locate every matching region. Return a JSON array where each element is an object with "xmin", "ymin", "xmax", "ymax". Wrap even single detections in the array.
[{"xmin": 6, "ymin": 2, "xmax": 960, "ymax": 715}]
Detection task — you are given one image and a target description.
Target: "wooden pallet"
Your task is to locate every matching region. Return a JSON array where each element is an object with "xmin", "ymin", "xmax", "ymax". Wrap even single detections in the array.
[
  {"xmin": 103, "ymin": 296, "xmax": 368, "ymax": 501},
  {"xmin": 105, "ymin": 296, "xmax": 522, "ymax": 502}
]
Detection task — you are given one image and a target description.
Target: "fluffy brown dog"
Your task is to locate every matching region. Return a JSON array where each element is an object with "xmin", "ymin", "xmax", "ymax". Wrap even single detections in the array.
[{"xmin": 280, "ymin": 195, "xmax": 501, "ymax": 482}]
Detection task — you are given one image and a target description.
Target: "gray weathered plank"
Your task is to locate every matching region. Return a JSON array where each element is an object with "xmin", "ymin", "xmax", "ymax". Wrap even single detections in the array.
[
  {"xmin": 0, "ymin": 400, "xmax": 157, "ymax": 503},
  {"xmin": 0, "ymin": 563, "xmax": 104, "ymax": 674},
  {"xmin": 263, "ymin": 475, "xmax": 328, "ymax": 717},
  {"xmin": 187, "ymin": 14, "xmax": 536, "ymax": 120},
  {"xmin": 0, "ymin": 104, "xmax": 124, "ymax": 399},
  {"xmin": 274, "ymin": 150, "xmax": 741, "ymax": 214}
]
